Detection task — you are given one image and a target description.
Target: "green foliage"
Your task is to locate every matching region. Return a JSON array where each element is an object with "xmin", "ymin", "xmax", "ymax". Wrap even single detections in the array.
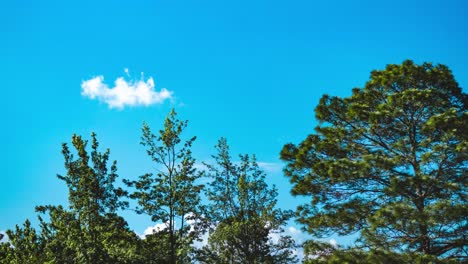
[
  {"xmin": 281, "ymin": 60, "xmax": 468, "ymax": 262},
  {"xmin": 3, "ymin": 60, "xmax": 466, "ymax": 263},
  {"xmin": 199, "ymin": 138, "xmax": 297, "ymax": 264},
  {"xmin": 0, "ymin": 219, "xmax": 46, "ymax": 264},
  {"xmin": 125, "ymin": 109, "xmax": 205, "ymax": 264},
  {"xmin": 58, "ymin": 133, "xmax": 128, "ymax": 215},
  {"xmin": 302, "ymin": 240, "xmax": 460, "ymax": 264},
  {"xmin": 30, "ymin": 133, "xmax": 140, "ymax": 264}
]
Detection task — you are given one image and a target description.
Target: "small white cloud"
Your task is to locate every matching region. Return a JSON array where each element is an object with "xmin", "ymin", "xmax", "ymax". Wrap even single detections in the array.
[
  {"xmin": 288, "ymin": 226, "xmax": 301, "ymax": 234},
  {"xmin": 192, "ymin": 231, "xmax": 209, "ymax": 249},
  {"xmin": 292, "ymin": 248, "xmax": 305, "ymax": 261},
  {"xmin": 268, "ymin": 225, "xmax": 306, "ymax": 262},
  {"xmin": 141, "ymin": 222, "xmax": 169, "ymax": 238},
  {"xmin": 268, "ymin": 231, "xmax": 281, "ymax": 244},
  {"xmin": 329, "ymin": 239, "xmax": 337, "ymax": 247},
  {"xmin": 81, "ymin": 71, "xmax": 173, "ymax": 109},
  {"xmin": 0, "ymin": 231, "xmax": 8, "ymax": 244},
  {"xmin": 286, "ymin": 226, "xmax": 309, "ymax": 244},
  {"xmin": 140, "ymin": 214, "xmax": 201, "ymax": 240},
  {"xmin": 184, "ymin": 213, "xmax": 198, "ymax": 233},
  {"xmin": 193, "ymin": 162, "xmax": 209, "ymax": 171},
  {"xmin": 257, "ymin": 162, "xmax": 283, "ymax": 173}
]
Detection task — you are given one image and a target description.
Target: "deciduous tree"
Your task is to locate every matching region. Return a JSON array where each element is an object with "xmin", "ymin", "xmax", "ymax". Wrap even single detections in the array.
[
  {"xmin": 0, "ymin": 219, "xmax": 46, "ymax": 264},
  {"xmin": 200, "ymin": 138, "xmax": 297, "ymax": 263},
  {"xmin": 125, "ymin": 109, "xmax": 204, "ymax": 263},
  {"xmin": 36, "ymin": 133, "xmax": 140, "ymax": 264}
]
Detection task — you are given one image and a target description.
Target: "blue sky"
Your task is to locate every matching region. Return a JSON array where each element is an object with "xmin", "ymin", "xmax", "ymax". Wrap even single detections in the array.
[{"xmin": 1, "ymin": 0, "xmax": 467, "ymax": 246}]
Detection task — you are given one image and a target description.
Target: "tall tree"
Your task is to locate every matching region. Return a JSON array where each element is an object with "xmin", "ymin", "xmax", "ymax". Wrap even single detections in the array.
[
  {"xmin": 199, "ymin": 138, "xmax": 297, "ymax": 264},
  {"xmin": 125, "ymin": 109, "xmax": 204, "ymax": 263},
  {"xmin": 280, "ymin": 60, "xmax": 467, "ymax": 262},
  {"xmin": 36, "ymin": 133, "xmax": 140, "ymax": 264}
]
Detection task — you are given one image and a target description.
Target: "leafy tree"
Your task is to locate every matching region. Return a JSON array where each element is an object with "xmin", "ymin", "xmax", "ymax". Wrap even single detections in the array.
[
  {"xmin": 199, "ymin": 138, "xmax": 297, "ymax": 264},
  {"xmin": 280, "ymin": 60, "xmax": 467, "ymax": 262},
  {"xmin": 36, "ymin": 205, "xmax": 80, "ymax": 263},
  {"xmin": 125, "ymin": 109, "xmax": 205, "ymax": 264},
  {"xmin": 36, "ymin": 133, "xmax": 140, "ymax": 264},
  {"xmin": 0, "ymin": 243, "xmax": 7, "ymax": 262},
  {"xmin": 0, "ymin": 232, "xmax": 5, "ymax": 260},
  {"xmin": 139, "ymin": 230, "xmax": 174, "ymax": 263},
  {"xmin": 0, "ymin": 219, "xmax": 46, "ymax": 264}
]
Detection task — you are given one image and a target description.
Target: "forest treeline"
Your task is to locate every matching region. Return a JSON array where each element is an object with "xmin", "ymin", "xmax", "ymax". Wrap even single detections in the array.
[{"xmin": 1, "ymin": 60, "xmax": 467, "ymax": 264}]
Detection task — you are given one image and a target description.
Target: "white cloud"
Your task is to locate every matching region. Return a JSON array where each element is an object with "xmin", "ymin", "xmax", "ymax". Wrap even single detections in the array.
[
  {"xmin": 329, "ymin": 238, "xmax": 338, "ymax": 247},
  {"xmin": 192, "ymin": 230, "xmax": 209, "ymax": 249},
  {"xmin": 81, "ymin": 71, "xmax": 173, "ymax": 109},
  {"xmin": 193, "ymin": 162, "xmax": 209, "ymax": 172},
  {"xmin": 141, "ymin": 222, "xmax": 169, "ymax": 238},
  {"xmin": 257, "ymin": 162, "xmax": 283, "ymax": 173},
  {"xmin": 267, "ymin": 225, "xmax": 310, "ymax": 262},
  {"xmin": 288, "ymin": 226, "xmax": 301, "ymax": 234},
  {"xmin": 292, "ymin": 248, "xmax": 305, "ymax": 261},
  {"xmin": 140, "ymin": 214, "xmax": 200, "ymax": 240},
  {"xmin": 140, "ymin": 222, "xmax": 308, "ymax": 260},
  {"xmin": 268, "ymin": 226, "xmax": 305, "ymax": 243},
  {"xmin": 0, "ymin": 231, "xmax": 8, "ymax": 244}
]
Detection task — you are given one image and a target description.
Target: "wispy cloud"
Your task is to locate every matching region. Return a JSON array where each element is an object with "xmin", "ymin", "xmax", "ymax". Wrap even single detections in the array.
[
  {"xmin": 81, "ymin": 70, "xmax": 173, "ymax": 109},
  {"xmin": 257, "ymin": 162, "xmax": 283, "ymax": 173},
  {"xmin": 269, "ymin": 225, "xmax": 308, "ymax": 245}
]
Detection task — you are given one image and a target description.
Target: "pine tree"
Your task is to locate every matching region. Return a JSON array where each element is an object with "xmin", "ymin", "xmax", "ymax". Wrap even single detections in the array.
[{"xmin": 280, "ymin": 60, "xmax": 468, "ymax": 262}]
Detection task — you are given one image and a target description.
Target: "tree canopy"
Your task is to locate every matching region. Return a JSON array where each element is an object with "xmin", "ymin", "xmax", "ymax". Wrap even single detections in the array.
[
  {"xmin": 124, "ymin": 109, "xmax": 205, "ymax": 263},
  {"xmin": 1, "ymin": 60, "xmax": 466, "ymax": 263},
  {"xmin": 1, "ymin": 133, "xmax": 141, "ymax": 264},
  {"xmin": 281, "ymin": 60, "xmax": 467, "ymax": 262},
  {"xmin": 199, "ymin": 138, "xmax": 297, "ymax": 263}
]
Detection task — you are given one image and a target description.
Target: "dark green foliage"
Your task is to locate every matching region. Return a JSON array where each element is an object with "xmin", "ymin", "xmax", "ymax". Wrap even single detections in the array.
[
  {"xmin": 139, "ymin": 230, "xmax": 173, "ymax": 263},
  {"xmin": 2, "ymin": 60, "xmax": 466, "ymax": 263},
  {"xmin": 58, "ymin": 133, "xmax": 128, "ymax": 215},
  {"xmin": 199, "ymin": 138, "xmax": 297, "ymax": 263},
  {"xmin": 280, "ymin": 60, "xmax": 468, "ymax": 262},
  {"xmin": 125, "ymin": 109, "xmax": 205, "ymax": 264},
  {"xmin": 302, "ymin": 240, "xmax": 460, "ymax": 264},
  {"xmin": 0, "ymin": 219, "xmax": 46, "ymax": 264},
  {"xmin": 20, "ymin": 133, "xmax": 140, "ymax": 264}
]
